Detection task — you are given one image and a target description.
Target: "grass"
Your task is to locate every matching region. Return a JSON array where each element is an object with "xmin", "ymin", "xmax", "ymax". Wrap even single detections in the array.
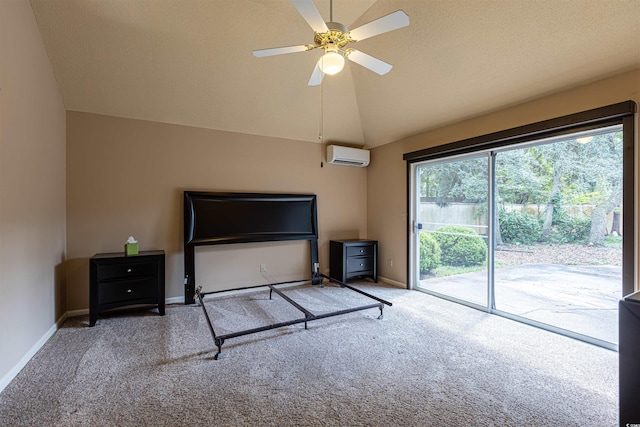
[
  {"xmin": 432, "ymin": 265, "xmax": 483, "ymax": 277},
  {"xmin": 425, "ymin": 260, "xmax": 509, "ymax": 278},
  {"xmin": 604, "ymin": 235, "xmax": 622, "ymax": 248}
]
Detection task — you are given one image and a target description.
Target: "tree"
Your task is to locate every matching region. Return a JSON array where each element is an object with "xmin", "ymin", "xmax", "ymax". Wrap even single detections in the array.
[
  {"xmin": 418, "ymin": 129, "xmax": 622, "ymax": 247},
  {"xmin": 557, "ymin": 132, "xmax": 623, "ymax": 245},
  {"xmin": 495, "ymin": 147, "xmax": 548, "ymax": 245},
  {"xmin": 527, "ymin": 142, "xmax": 575, "ymax": 241},
  {"xmin": 588, "ymin": 179, "xmax": 622, "ymax": 245},
  {"xmin": 584, "ymin": 133, "xmax": 623, "ymax": 245},
  {"xmin": 495, "ymin": 148, "xmax": 546, "ymax": 205},
  {"xmin": 420, "ymin": 157, "xmax": 487, "ymax": 207}
]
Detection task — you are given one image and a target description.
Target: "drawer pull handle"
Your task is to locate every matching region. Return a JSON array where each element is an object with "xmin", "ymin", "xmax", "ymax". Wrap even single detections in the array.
[
  {"xmin": 127, "ymin": 268, "xmax": 132, "ymax": 273},
  {"xmin": 360, "ymin": 249, "xmax": 364, "ymax": 253},
  {"xmin": 127, "ymin": 289, "xmax": 132, "ymax": 293},
  {"xmin": 360, "ymin": 263, "xmax": 364, "ymax": 266}
]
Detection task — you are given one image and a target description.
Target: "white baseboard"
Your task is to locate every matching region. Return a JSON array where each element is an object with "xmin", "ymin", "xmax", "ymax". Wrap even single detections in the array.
[
  {"xmin": 0, "ymin": 312, "xmax": 67, "ymax": 394},
  {"xmin": 379, "ymin": 276, "xmax": 407, "ymax": 289}
]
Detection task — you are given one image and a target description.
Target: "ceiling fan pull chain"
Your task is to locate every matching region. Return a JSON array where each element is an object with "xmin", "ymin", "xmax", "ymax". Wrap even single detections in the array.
[
  {"xmin": 319, "ymin": 79, "xmax": 324, "ymax": 167},
  {"xmin": 319, "ymin": 79, "xmax": 324, "ymax": 144}
]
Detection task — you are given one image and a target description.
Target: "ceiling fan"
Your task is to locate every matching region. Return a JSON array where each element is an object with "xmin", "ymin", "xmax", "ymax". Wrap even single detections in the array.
[{"xmin": 253, "ymin": 0, "xmax": 410, "ymax": 86}]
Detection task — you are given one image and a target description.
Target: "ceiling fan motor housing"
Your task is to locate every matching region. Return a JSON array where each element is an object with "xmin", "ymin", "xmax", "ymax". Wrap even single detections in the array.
[{"xmin": 314, "ymin": 21, "xmax": 352, "ymax": 50}]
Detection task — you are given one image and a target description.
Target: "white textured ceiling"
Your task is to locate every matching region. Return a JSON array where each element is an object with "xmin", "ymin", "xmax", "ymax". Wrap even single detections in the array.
[{"xmin": 30, "ymin": 0, "xmax": 640, "ymax": 148}]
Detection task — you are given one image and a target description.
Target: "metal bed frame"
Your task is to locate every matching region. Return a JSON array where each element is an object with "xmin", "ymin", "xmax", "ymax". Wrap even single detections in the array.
[
  {"xmin": 195, "ymin": 273, "xmax": 391, "ymax": 359},
  {"xmin": 183, "ymin": 191, "xmax": 392, "ymax": 359}
]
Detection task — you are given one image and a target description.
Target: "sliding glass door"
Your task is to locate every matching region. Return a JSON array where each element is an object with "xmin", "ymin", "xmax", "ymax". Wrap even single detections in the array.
[
  {"xmin": 415, "ymin": 154, "xmax": 489, "ymax": 308},
  {"xmin": 492, "ymin": 126, "xmax": 623, "ymax": 345},
  {"xmin": 411, "ymin": 124, "xmax": 624, "ymax": 348}
]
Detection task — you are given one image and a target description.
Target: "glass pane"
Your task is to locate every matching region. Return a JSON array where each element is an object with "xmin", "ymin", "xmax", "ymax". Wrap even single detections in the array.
[
  {"xmin": 416, "ymin": 155, "xmax": 489, "ymax": 307},
  {"xmin": 494, "ymin": 126, "xmax": 623, "ymax": 344}
]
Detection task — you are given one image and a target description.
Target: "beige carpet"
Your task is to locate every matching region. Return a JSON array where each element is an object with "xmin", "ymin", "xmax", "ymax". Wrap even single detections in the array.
[{"xmin": 0, "ymin": 281, "xmax": 618, "ymax": 426}]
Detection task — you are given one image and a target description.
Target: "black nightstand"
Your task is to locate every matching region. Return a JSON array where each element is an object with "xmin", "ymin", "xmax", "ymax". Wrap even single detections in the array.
[
  {"xmin": 329, "ymin": 240, "xmax": 377, "ymax": 283},
  {"xmin": 89, "ymin": 250, "xmax": 165, "ymax": 326}
]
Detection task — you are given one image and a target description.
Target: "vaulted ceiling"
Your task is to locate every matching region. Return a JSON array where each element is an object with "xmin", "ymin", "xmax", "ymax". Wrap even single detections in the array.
[{"xmin": 30, "ymin": 0, "xmax": 640, "ymax": 148}]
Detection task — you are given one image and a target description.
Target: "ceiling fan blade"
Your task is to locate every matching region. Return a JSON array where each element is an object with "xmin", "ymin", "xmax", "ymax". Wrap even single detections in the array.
[
  {"xmin": 308, "ymin": 61, "xmax": 325, "ymax": 86},
  {"xmin": 347, "ymin": 50, "xmax": 393, "ymax": 75},
  {"xmin": 253, "ymin": 45, "xmax": 311, "ymax": 58},
  {"xmin": 291, "ymin": 0, "xmax": 329, "ymax": 33},
  {"xmin": 348, "ymin": 10, "xmax": 409, "ymax": 42}
]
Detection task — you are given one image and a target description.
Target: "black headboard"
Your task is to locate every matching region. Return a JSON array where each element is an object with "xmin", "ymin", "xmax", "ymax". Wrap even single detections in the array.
[{"xmin": 183, "ymin": 191, "xmax": 320, "ymax": 303}]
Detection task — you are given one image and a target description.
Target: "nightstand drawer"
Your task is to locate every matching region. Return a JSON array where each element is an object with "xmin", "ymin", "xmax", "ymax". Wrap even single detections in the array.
[
  {"xmin": 329, "ymin": 240, "xmax": 377, "ymax": 283},
  {"xmin": 347, "ymin": 257, "xmax": 373, "ymax": 273},
  {"xmin": 347, "ymin": 245, "xmax": 374, "ymax": 257},
  {"xmin": 98, "ymin": 278, "xmax": 158, "ymax": 305},
  {"xmin": 97, "ymin": 262, "xmax": 158, "ymax": 281},
  {"xmin": 90, "ymin": 250, "xmax": 165, "ymax": 326}
]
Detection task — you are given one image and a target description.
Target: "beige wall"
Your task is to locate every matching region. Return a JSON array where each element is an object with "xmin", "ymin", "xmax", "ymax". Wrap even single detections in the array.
[
  {"xmin": 66, "ymin": 112, "xmax": 367, "ymax": 310},
  {"xmin": 368, "ymin": 68, "xmax": 640, "ymax": 286},
  {"xmin": 0, "ymin": 0, "xmax": 66, "ymax": 385}
]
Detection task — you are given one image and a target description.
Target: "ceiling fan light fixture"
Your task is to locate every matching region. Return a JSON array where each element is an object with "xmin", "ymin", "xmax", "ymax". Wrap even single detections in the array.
[{"xmin": 318, "ymin": 44, "xmax": 344, "ymax": 75}]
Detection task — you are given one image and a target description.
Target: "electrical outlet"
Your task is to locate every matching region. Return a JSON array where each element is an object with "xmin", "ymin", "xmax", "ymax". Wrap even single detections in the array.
[
  {"xmin": 259, "ymin": 263, "xmax": 267, "ymax": 273},
  {"xmin": 388, "ymin": 259, "xmax": 393, "ymax": 268}
]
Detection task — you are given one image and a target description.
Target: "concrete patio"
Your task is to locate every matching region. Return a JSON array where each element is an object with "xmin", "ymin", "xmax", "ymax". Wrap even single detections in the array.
[{"xmin": 419, "ymin": 263, "xmax": 621, "ymax": 345}]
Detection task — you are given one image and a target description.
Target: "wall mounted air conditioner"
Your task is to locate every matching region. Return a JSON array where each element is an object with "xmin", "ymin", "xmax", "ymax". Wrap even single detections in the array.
[{"xmin": 327, "ymin": 145, "xmax": 370, "ymax": 167}]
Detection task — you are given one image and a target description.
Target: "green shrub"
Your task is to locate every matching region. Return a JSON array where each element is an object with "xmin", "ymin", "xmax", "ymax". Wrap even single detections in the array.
[
  {"xmin": 544, "ymin": 197, "xmax": 591, "ymax": 244},
  {"xmin": 419, "ymin": 232, "xmax": 442, "ymax": 273},
  {"xmin": 433, "ymin": 225, "xmax": 487, "ymax": 266},
  {"xmin": 548, "ymin": 213, "xmax": 591, "ymax": 244},
  {"xmin": 498, "ymin": 209, "xmax": 543, "ymax": 245}
]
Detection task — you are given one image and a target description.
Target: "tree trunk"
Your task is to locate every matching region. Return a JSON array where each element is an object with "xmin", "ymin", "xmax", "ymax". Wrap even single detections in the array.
[
  {"xmin": 542, "ymin": 164, "xmax": 564, "ymax": 240},
  {"xmin": 494, "ymin": 186, "xmax": 503, "ymax": 246},
  {"xmin": 588, "ymin": 206, "xmax": 608, "ymax": 246},
  {"xmin": 588, "ymin": 179, "xmax": 623, "ymax": 246},
  {"xmin": 610, "ymin": 209, "xmax": 621, "ymax": 236},
  {"xmin": 495, "ymin": 216, "xmax": 503, "ymax": 246}
]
